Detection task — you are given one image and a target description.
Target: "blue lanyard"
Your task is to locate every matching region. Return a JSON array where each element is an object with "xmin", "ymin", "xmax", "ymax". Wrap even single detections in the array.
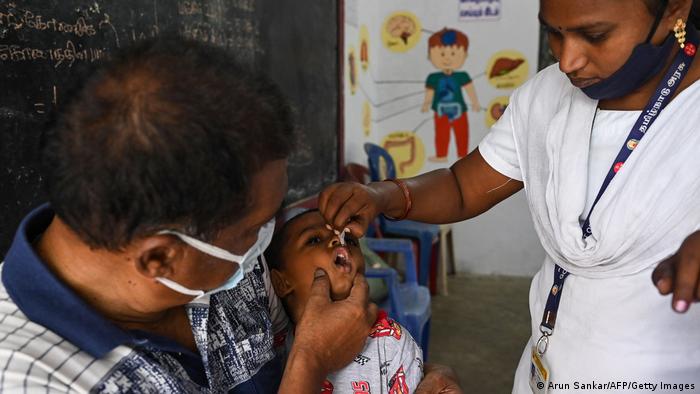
[{"xmin": 538, "ymin": 32, "xmax": 699, "ymax": 339}]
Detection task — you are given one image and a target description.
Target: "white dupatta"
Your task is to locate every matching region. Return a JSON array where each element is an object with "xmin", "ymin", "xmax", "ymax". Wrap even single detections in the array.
[{"xmin": 504, "ymin": 65, "xmax": 700, "ymax": 278}]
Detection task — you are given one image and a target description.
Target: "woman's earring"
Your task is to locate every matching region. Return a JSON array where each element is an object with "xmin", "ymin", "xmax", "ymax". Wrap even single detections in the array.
[{"xmin": 674, "ymin": 19, "xmax": 687, "ymax": 49}]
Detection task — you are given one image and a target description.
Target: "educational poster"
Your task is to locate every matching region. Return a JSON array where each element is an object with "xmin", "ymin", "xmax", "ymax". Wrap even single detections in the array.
[
  {"xmin": 380, "ymin": 131, "xmax": 426, "ymax": 177},
  {"xmin": 485, "ymin": 96, "xmax": 510, "ymax": 128},
  {"xmin": 486, "ymin": 50, "xmax": 529, "ymax": 89},
  {"xmin": 381, "ymin": 11, "xmax": 422, "ymax": 53},
  {"xmin": 343, "ymin": 0, "xmax": 539, "ymax": 177},
  {"xmin": 459, "ymin": 0, "xmax": 502, "ymax": 22},
  {"xmin": 348, "ymin": 46, "xmax": 358, "ymax": 95},
  {"xmin": 342, "ymin": 0, "xmax": 544, "ymax": 275},
  {"xmin": 422, "ymin": 28, "xmax": 480, "ymax": 163}
]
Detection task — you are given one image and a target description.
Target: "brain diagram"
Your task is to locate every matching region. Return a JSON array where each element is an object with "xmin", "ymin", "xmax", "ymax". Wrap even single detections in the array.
[
  {"xmin": 386, "ymin": 15, "xmax": 416, "ymax": 45},
  {"xmin": 382, "ymin": 12, "xmax": 421, "ymax": 52}
]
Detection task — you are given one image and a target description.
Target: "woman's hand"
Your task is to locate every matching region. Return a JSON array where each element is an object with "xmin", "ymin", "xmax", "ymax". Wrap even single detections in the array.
[
  {"xmin": 652, "ymin": 230, "xmax": 700, "ymax": 313},
  {"xmin": 318, "ymin": 182, "xmax": 384, "ymax": 236}
]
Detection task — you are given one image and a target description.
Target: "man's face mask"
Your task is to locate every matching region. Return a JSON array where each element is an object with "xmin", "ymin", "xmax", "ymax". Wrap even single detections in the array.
[{"xmin": 155, "ymin": 218, "xmax": 275, "ymax": 300}]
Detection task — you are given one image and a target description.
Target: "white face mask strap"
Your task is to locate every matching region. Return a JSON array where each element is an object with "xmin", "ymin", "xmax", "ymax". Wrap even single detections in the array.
[
  {"xmin": 257, "ymin": 219, "xmax": 276, "ymax": 251},
  {"xmin": 155, "ymin": 277, "xmax": 205, "ymax": 297},
  {"xmin": 158, "ymin": 230, "xmax": 245, "ymax": 262}
]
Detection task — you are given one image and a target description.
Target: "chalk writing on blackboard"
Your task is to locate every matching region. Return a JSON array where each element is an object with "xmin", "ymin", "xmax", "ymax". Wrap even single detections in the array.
[
  {"xmin": 0, "ymin": 42, "xmax": 106, "ymax": 66},
  {"xmin": 0, "ymin": 9, "xmax": 97, "ymax": 37},
  {"xmin": 0, "ymin": 0, "xmax": 339, "ymax": 255},
  {"xmin": 177, "ymin": 0, "xmax": 262, "ymax": 63}
]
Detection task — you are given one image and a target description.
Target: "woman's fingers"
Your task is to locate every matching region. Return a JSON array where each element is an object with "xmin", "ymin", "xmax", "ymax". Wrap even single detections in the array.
[
  {"xmin": 333, "ymin": 198, "xmax": 369, "ymax": 229},
  {"xmin": 319, "ymin": 182, "xmax": 379, "ymax": 236},
  {"xmin": 345, "ymin": 220, "xmax": 367, "ymax": 238},
  {"xmin": 653, "ymin": 231, "xmax": 700, "ymax": 313},
  {"xmin": 319, "ymin": 183, "xmax": 353, "ymax": 226},
  {"xmin": 652, "ymin": 255, "xmax": 675, "ymax": 295},
  {"xmin": 672, "ymin": 248, "xmax": 700, "ymax": 313}
]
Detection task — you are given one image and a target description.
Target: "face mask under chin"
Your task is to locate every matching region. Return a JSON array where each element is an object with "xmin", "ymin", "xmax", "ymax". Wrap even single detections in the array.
[
  {"xmin": 580, "ymin": 32, "xmax": 677, "ymax": 100},
  {"xmin": 579, "ymin": 0, "xmax": 682, "ymax": 100}
]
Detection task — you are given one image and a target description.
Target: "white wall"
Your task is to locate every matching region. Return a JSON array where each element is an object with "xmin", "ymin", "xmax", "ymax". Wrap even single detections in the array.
[{"xmin": 344, "ymin": 0, "xmax": 545, "ymax": 276}]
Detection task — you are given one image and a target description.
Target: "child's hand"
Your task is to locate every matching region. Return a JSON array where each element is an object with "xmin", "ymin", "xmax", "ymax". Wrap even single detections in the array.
[
  {"xmin": 421, "ymin": 103, "xmax": 430, "ymax": 113},
  {"xmin": 471, "ymin": 102, "xmax": 482, "ymax": 113},
  {"xmin": 653, "ymin": 230, "xmax": 700, "ymax": 313}
]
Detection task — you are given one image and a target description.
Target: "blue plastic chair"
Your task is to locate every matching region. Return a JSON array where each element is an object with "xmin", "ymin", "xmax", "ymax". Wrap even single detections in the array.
[
  {"xmin": 364, "ymin": 237, "xmax": 431, "ymax": 359},
  {"xmin": 364, "ymin": 143, "xmax": 440, "ymax": 288}
]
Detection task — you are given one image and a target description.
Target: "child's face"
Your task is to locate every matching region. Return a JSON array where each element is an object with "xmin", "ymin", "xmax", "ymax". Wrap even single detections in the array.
[
  {"xmin": 429, "ymin": 45, "xmax": 467, "ymax": 71},
  {"xmin": 274, "ymin": 212, "xmax": 365, "ymax": 305}
]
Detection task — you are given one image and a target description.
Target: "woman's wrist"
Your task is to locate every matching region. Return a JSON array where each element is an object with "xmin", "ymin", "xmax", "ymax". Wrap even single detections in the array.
[
  {"xmin": 382, "ymin": 179, "xmax": 412, "ymax": 220},
  {"xmin": 368, "ymin": 180, "xmax": 410, "ymax": 219}
]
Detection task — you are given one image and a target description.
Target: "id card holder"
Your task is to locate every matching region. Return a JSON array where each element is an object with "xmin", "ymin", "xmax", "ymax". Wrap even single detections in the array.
[{"xmin": 529, "ymin": 346, "xmax": 549, "ymax": 394}]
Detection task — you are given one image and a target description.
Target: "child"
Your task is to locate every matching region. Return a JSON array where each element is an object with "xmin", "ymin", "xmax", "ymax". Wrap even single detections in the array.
[
  {"xmin": 422, "ymin": 28, "xmax": 481, "ymax": 162},
  {"xmin": 265, "ymin": 209, "xmax": 424, "ymax": 393}
]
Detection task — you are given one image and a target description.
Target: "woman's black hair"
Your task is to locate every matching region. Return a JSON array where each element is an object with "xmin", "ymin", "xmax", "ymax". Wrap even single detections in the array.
[{"xmin": 644, "ymin": 0, "xmax": 700, "ymax": 28}]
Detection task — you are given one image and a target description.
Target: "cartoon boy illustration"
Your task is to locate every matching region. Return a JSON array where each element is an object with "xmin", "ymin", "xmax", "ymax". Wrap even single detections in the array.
[{"xmin": 422, "ymin": 28, "xmax": 481, "ymax": 162}]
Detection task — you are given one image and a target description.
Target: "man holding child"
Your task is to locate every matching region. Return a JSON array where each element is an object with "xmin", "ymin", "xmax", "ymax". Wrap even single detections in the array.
[{"xmin": 0, "ymin": 37, "xmax": 460, "ymax": 393}]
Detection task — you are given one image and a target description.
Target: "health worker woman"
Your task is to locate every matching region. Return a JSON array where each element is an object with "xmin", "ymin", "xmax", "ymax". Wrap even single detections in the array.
[{"xmin": 320, "ymin": 0, "xmax": 700, "ymax": 392}]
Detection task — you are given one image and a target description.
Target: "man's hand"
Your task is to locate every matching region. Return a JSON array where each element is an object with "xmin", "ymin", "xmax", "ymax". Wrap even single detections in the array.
[
  {"xmin": 295, "ymin": 270, "xmax": 377, "ymax": 371},
  {"xmin": 416, "ymin": 363, "xmax": 463, "ymax": 394},
  {"xmin": 280, "ymin": 270, "xmax": 377, "ymax": 393},
  {"xmin": 652, "ymin": 230, "xmax": 700, "ymax": 313}
]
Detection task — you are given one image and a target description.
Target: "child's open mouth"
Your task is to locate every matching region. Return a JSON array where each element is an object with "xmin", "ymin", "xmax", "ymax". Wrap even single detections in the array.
[{"xmin": 333, "ymin": 246, "xmax": 353, "ymax": 274}]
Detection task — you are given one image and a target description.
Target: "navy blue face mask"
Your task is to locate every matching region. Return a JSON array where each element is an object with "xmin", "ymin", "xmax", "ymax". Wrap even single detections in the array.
[{"xmin": 581, "ymin": 1, "xmax": 675, "ymax": 100}]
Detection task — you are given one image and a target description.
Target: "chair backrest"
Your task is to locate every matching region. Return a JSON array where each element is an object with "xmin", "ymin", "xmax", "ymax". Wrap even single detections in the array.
[
  {"xmin": 341, "ymin": 163, "xmax": 371, "ymax": 184},
  {"xmin": 364, "ymin": 143, "xmax": 396, "ymax": 181},
  {"xmin": 364, "ymin": 237, "xmax": 420, "ymax": 328},
  {"xmin": 364, "ymin": 238, "xmax": 419, "ymax": 285}
]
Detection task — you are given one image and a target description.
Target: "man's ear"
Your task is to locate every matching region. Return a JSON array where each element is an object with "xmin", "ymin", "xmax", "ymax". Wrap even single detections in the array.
[
  {"xmin": 270, "ymin": 269, "xmax": 294, "ymax": 298},
  {"xmin": 133, "ymin": 235, "xmax": 185, "ymax": 279}
]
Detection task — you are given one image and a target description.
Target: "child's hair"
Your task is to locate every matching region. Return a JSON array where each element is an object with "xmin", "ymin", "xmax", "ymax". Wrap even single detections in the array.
[
  {"xmin": 265, "ymin": 208, "xmax": 319, "ymax": 270},
  {"xmin": 428, "ymin": 28, "xmax": 469, "ymax": 52}
]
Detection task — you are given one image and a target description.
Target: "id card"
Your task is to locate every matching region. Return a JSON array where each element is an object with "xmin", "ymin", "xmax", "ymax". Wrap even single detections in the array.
[{"xmin": 529, "ymin": 346, "xmax": 549, "ymax": 394}]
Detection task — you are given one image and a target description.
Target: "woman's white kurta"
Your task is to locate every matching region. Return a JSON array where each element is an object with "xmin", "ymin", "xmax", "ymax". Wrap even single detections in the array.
[{"xmin": 479, "ymin": 64, "xmax": 700, "ymax": 393}]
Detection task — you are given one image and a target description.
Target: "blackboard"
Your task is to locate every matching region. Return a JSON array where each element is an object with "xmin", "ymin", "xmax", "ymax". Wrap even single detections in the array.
[{"xmin": 0, "ymin": 0, "xmax": 340, "ymax": 254}]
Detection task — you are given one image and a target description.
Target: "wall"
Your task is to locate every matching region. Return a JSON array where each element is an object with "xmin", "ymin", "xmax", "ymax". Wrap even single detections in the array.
[
  {"xmin": 0, "ymin": 0, "xmax": 340, "ymax": 254},
  {"xmin": 343, "ymin": 0, "xmax": 546, "ymax": 276}
]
